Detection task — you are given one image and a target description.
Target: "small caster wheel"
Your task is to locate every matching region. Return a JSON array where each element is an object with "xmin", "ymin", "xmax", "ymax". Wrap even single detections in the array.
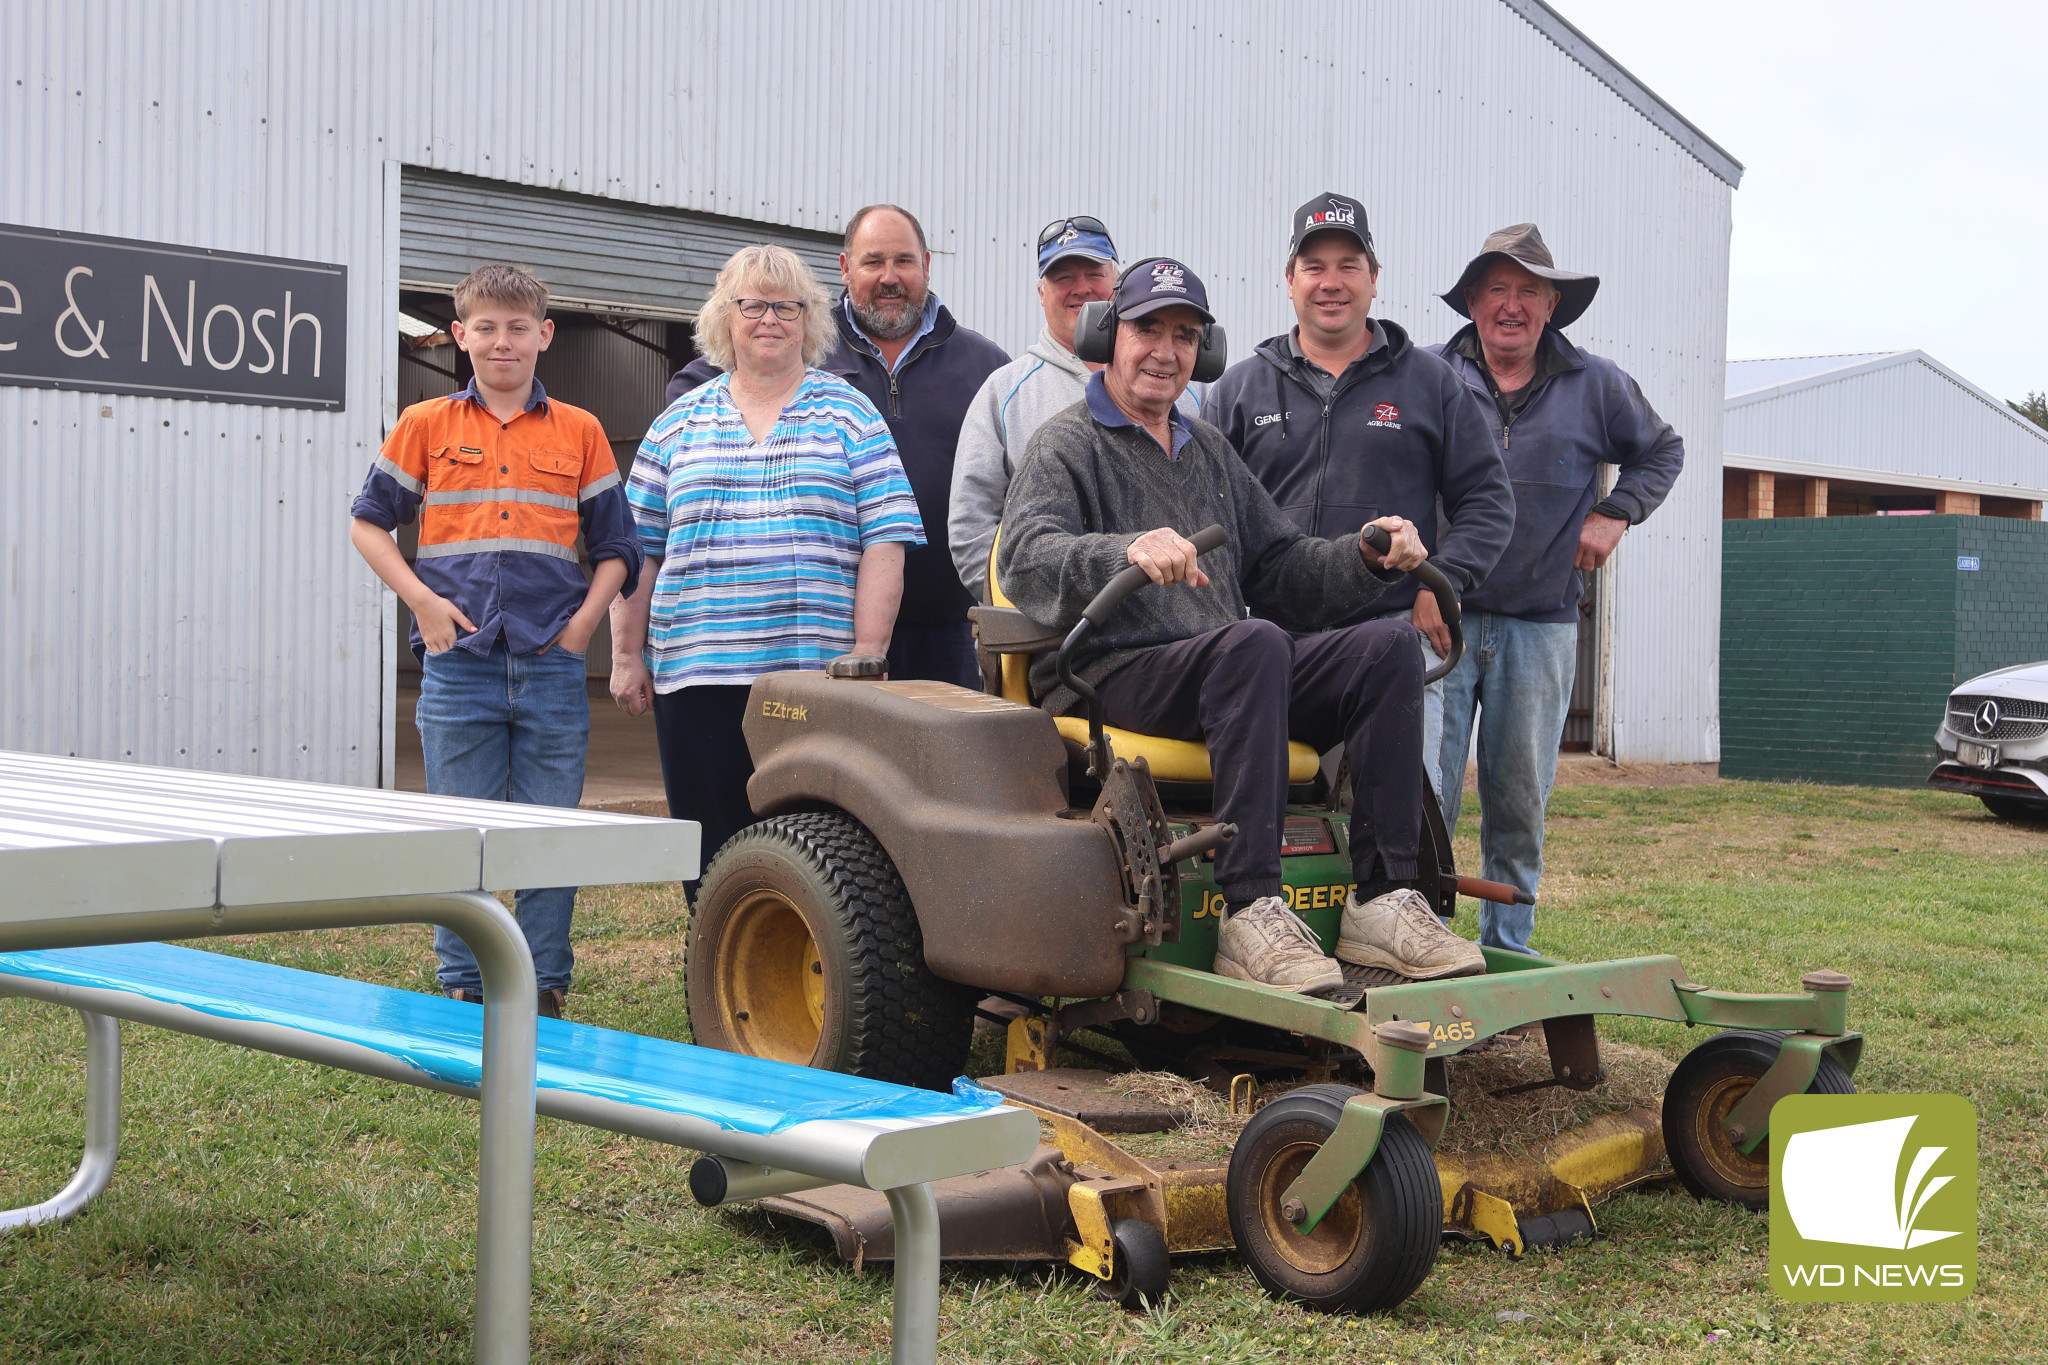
[
  {"xmin": 1225, "ymin": 1083, "xmax": 1441, "ymax": 1314},
  {"xmin": 1094, "ymin": 1218, "xmax": 1169, "ymax": 1310},
  {"xmin": 1663, "ymin": 1029, "xmax": 1855, "ymax": 1211}
]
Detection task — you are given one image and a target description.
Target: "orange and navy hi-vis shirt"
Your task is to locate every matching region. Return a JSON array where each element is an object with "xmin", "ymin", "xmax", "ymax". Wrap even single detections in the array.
[{"xmin": 351, "ymin": 377, "xmax": 641, "ymax": 662}]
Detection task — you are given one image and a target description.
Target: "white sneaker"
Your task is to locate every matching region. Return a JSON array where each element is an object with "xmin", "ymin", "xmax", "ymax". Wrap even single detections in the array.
[
  {"xmin": 1336, "ymin": 888, "xmax": 1485, "ymax": 980},
  {"xmin": 1214, "ymin": 896, "xmax": 1344, "ymax": 994}
]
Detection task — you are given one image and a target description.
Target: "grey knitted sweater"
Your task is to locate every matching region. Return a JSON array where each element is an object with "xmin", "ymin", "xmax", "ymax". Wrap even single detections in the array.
[{"xmin": 996, "ymin": 396, "xmax": 1396, "ymax": 713}]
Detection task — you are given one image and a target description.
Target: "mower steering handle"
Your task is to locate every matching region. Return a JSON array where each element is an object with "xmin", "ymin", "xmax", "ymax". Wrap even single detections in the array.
[
  {"xmin": 1057, "ymin": 524, "xmax": 1227, "ymax": 775},
  {"xmin": 1360, "ymin": 524, "xmax": 1464, "ymax": 684},
  {"xmin": 1079, "ymin": 524, "xmax": 1228, "ymax": 627}
]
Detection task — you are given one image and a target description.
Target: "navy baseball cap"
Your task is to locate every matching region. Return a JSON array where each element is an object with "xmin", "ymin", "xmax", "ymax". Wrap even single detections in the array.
[
  {"xmin": 1288, "ymin": 191, "xmax": 1374, "ymax": 260},
  {"xmin": 1036, "ymin": 216, "xmax": 1118, "ymax": 275},
  {"xmin": 1113, "ymin": 257, "xmax": 1215, "ymax": 323}
]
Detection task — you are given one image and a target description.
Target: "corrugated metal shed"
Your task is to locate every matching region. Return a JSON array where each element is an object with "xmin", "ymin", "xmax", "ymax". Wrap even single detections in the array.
[
  {"xmin": 1, "ymin": 0, "xmax": 1736, "ymax": 780},
  {"xmin": 1726, "ymin": 350, "xmax": 2048, "ymax": 490},
  {"xmin": 399, "ymin": 169, "xmax": 843, "ymax": 321}
]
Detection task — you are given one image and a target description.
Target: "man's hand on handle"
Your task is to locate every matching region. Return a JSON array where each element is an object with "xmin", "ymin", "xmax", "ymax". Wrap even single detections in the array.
[
  {"xmin": 1576, "ymin": 512, "xmax": 1627, "ymax": 570},
  {"xmin": 1126, "ymin": 527, "xmax": 1211, "ymax": 587},
  {"xmin": 1359, "ymin": 515, "xmax": 1427, "ymax": 573}
]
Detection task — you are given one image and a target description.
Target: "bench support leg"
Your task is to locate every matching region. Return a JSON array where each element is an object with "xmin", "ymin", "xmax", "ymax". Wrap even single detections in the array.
[
  {"xmin": 884, "ymin": 1182, "xmax": 941, "ymax": 1365},
  {"xmin": 0, "ymin": 892, "xmax": 537, "ymax": 1365},
  {"xmin": 435, "ymin": 896, "xmax": 540, "ymax": 1365},
  {"xmin": 0, "ymin": 1007, "xmax": 121, "ymax": 1231}
]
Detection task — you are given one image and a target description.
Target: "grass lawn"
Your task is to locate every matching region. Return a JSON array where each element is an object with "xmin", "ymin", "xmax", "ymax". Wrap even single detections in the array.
[{"xmin": 2, "ymin": 776, "xmax": 2043, "ymax": 1363}]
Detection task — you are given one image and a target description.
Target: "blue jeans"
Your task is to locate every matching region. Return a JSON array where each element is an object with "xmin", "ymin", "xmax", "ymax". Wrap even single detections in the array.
[
  {"xmin": 416, "ymin": 641, "xmax": 589, "ymax": 995},
  {"xmin": 1435, "ymin": 613, "xmax": 1578, "ymax": 955}
]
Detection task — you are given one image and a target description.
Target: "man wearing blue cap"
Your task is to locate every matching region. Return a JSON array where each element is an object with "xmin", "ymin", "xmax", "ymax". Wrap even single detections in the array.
[
  {"xmin": 949, "ymin": 216, "xmax": 1201, "ymax": 604},
  {"xmin": 999, "ymin": 258, "xmax": 1486, "ymax": 994}
]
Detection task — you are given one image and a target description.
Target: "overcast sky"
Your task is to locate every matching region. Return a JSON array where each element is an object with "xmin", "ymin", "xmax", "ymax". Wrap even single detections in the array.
[{"xmin": 1557, "ymin": 0, "xmax": 2045, "ymax": 405}]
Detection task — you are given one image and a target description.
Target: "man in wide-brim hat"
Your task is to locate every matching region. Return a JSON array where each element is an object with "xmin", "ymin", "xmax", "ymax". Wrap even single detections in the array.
[{"xmin": 1427, "ymin": 224, "xmax": 1687, "ymax": 955}]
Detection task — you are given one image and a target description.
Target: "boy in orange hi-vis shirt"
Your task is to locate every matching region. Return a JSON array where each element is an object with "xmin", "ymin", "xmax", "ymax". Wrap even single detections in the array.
[{"xmin": 350, "ymin": 264, "xmax": 639, "ymax": 1019}]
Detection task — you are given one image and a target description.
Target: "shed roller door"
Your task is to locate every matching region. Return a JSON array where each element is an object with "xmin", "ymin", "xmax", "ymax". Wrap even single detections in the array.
[{"xmin": 399, "ymin": 169, "xmax": 842, "ymax": 322}]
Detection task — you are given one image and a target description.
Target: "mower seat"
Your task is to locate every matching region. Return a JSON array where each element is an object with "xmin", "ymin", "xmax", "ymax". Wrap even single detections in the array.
[{"xmin": 982, "ymin": 537, "xmax": 1320, "ymax": 785}]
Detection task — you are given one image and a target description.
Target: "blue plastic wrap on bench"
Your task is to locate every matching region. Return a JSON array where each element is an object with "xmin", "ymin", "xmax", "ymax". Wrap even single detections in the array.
[{"xmin": 0, "ymin": 944, "xmax": 999, "ymax": 1136}]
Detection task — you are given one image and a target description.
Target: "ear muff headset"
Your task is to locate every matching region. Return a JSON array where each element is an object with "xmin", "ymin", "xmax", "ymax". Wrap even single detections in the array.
[{"xmin": 1071, "ymin": 258, "xmax": 1229, "ymax": 383}]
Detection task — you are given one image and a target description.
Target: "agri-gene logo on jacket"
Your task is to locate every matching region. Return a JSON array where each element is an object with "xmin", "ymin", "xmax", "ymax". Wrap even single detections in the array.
[{"xmin": 1769, "ymin": 1094, "xmax": 1976, "ymax": 1302}]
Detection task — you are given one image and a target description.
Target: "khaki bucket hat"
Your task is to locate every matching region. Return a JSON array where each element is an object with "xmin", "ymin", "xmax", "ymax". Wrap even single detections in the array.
[{"xmin": 1441, "ymin": 223, "xmax": 1599, "ymax": 329}]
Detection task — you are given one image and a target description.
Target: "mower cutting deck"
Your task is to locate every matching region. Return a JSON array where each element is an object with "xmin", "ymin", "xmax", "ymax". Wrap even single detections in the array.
[{"xmin": 682, "ymin": 525, "xmax": 1866, "ymax": 1313}]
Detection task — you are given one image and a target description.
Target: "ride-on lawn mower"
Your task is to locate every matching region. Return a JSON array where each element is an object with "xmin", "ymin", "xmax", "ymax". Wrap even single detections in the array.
[{"xmin": 684, "ymin": 525, "xmax": 1863, "ymax": 1312}]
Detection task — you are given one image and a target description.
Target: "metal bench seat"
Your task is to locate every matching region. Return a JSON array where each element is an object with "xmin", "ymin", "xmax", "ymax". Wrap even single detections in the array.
[{"xmin": 0, "ymin": 941, "xmax": 1037, "ymax": 1365}]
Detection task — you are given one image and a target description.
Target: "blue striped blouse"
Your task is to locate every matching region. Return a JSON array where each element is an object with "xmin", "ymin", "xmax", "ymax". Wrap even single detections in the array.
[{"xmin": 628, "ymin": 369, "xmax": 926, "ymax": 692}]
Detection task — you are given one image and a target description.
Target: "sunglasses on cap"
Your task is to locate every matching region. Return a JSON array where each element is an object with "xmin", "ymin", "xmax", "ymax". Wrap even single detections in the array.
[{"xmin": 1037, "ymin": 215, "xmax": 1110, "ymax": 248}]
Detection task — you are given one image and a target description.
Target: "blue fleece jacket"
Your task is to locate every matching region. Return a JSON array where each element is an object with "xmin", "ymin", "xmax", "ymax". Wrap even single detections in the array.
[
  {"xmin": 1429, "ymin": 325, "xmax": 1684, "ymax": 623},
  {"xmin": 1202, "ymin": 319, "xmax": 1513, "ymax": 624}
]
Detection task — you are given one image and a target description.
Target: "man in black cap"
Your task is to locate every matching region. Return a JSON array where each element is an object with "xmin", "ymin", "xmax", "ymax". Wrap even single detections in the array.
[
  {"xmin": 999, "ymin": 257, "xmax": 1485, "ymax": 995},
  {"xmin": 1427, "ymin": 224, "xmax": 1684, "ymax": 955},
  {"xmin": 1203, "ymin": 194, "xmax": 1513, "ymax": 800}
]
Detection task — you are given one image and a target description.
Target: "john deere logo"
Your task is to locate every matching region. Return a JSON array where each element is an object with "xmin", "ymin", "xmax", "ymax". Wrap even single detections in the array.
[{"xmin": 1770, "ymin": 1095, "xmax": 1976, "ymax": 1301}]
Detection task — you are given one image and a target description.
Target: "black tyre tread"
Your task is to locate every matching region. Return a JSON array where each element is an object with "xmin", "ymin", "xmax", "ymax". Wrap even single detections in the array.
[
  {"xmin": 1227, "ymin": 1083, "xmax": 1441, "ymax": 1314},
  {"xmin": 708, "ymin": 812, "xmax": 973, "ymax": 1092},
  {"xmin": 1098, "ymin": 1218, "xmax": 1170, "ymax": 1310},
  {"xmin": 1662, "ymin": 1029, "xmax": 1857, "ymax": 1207},
  {"xmin": 1354, "ymin": 1110, "xmax": 1441, "ymax": 1311}
]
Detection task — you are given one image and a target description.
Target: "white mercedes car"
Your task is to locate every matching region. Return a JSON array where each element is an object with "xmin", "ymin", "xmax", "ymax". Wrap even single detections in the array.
[{"xmin": 1929, "ymin": 661, "xmax": 2048, "ymax": 819}]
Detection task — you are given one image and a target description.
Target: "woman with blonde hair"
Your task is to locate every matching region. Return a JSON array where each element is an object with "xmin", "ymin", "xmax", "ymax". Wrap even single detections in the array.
[{"xmin": 610, "ymin": 244, "xmax": 924, "ymax": 884}]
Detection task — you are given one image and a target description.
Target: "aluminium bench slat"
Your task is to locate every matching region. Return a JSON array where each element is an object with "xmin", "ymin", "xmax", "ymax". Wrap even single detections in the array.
[
  {"xmin": 0, "ymin": 751, "xmax": 699, "ymax": 908},
  {"xmin": 0, "ymin": 942, "xmax": 1035, "ymax": 1188}
]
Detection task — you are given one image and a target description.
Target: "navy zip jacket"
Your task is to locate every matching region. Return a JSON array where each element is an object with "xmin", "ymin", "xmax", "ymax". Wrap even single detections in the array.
[
  {"xmin": 665, "ymin": 300, "xmax": 1008, "ymax": 625},
  {"xmin": 1430, "ymin": 325, "xmax": 1684, "ymax": 623},
  {"xmin": 828, "ymin": 298, "xmax": 1009, "ymax": 625},
  {"xmin": 1202, "ymin": 319, "xmax": 1513, "ymax": 623}
]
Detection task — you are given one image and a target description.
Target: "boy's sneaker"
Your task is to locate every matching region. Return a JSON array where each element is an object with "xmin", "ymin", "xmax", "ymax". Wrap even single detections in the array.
[
  {"xmin": 1215, "ymin": 896, "xmax": 1344, "ymax": 995},
  {"xmin": 1336, "ymin": 888, "xmax": 1485, "ymax": 980}
]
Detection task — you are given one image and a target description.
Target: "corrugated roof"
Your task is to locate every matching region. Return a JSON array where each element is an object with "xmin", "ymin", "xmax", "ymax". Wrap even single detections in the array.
[
  {"xmin": 1506, "ymin": 0, "xmax": 1744, "ymax": 187},
  {"xmin": 1726, "ymin": 352, "xmax": 1906, "ymax": 398}
]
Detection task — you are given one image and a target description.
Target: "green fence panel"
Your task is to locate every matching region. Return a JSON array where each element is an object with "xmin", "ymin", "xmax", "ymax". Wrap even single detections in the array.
[{"xmin": 1720, "ymin": 515, "xmax": 2048, "ymax": 787}]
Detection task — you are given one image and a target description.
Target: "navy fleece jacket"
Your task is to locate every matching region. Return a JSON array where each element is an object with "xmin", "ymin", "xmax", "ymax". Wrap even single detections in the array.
[
  {"xmin": 1429, "ymin": 325, "xmax": 1684, "ymax": 623},
  {"xmin": 1202, "ymin": 320, "xmax": 1513, "ymax": 623}
]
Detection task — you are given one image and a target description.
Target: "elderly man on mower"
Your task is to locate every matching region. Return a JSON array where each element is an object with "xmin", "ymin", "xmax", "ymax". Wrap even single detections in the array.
[{"xmin": 997, "ymin": 258, "xmax": 1484, "ymax": 994}]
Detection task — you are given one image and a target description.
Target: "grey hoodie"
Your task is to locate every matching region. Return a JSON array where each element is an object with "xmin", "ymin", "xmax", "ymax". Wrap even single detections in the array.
[{"xmin": 950, "ymin": 325, "xmax": 1200, "ymax": 602}]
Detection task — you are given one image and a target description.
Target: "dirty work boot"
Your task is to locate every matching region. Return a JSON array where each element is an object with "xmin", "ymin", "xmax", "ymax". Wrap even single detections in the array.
[
  {"xmin": 1336, "ymin": 888, "xmax": 1485, "ymax": 980},
  {"xmin": 1214, "ymin": 896, "xmax": 1344, "ymax": 995}
]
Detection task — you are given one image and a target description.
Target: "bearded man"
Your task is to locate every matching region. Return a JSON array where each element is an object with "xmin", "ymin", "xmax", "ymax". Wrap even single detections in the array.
[{"xmin": 827, "ymin": 204, "xmax": 1009, "ymax": 685}]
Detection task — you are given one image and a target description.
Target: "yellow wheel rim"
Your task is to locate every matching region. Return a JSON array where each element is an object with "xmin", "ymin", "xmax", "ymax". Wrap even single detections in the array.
[
  {"xmin": 717, "ymin": 887, "xmax": 825, "ymax": 1064},
  {"xmin": 1259, "ymin": 1140, "xmax": 1364, "ymax": 1275},
  {"xmin": 1692, "ymin": 1073, "xmax": 1770, "ymax": 1191}
]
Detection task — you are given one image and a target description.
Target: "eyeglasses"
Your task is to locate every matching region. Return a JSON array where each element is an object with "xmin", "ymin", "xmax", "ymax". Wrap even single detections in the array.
[
  {"xmin": 1037, "ymin": 216, "xmax": 1110, "ymax": 248},
  {"xmin": 736, "ymin": 298, "xmax": 806, "ymax": 320}
]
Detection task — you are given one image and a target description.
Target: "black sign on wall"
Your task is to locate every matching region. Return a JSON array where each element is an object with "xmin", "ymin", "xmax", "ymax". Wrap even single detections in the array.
[{"xmin": 0, "ymin": 223, "xmax": 347, "ymax": 410}]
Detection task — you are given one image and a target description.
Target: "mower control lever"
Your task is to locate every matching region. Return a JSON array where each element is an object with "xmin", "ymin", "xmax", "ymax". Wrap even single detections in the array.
[
  {"xmin": 1057, "ymin": 524, "xmax": 1228, "ymax": 776},
  {"xmin": 1078, "ymin": 524, "xmax": 1229, "ymax": 627},
  {"xmin": 1157, "ymin": 822, "xmax": 1237, "ymax": 867},
  {"xmin": 1360, "ymin": 524, "xmax": 1464, "ymax": 684}
]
